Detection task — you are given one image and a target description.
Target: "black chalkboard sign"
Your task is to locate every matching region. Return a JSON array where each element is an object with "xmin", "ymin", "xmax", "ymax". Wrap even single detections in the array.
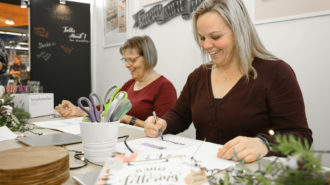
[{"xmin": 30, "ymin": 0, "xmax": 91, "ymax": 106}]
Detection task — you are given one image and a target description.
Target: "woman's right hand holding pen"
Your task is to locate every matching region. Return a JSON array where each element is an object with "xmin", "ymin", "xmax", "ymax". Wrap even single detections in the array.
[{"xmin": 144, "ymin": 116, "xmax": 167, "ymax": 138}]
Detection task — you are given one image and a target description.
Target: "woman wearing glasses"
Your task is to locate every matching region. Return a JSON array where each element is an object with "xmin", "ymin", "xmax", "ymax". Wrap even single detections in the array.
[{"xmin": 56, "ymin": 36, "xmax": 177, "ymax": 127}]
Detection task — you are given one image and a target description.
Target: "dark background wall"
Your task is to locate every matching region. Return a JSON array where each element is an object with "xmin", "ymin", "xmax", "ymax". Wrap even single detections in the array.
[{"xmin": 30, "ymin": 0, "xmax": 91, "ymax": 105}]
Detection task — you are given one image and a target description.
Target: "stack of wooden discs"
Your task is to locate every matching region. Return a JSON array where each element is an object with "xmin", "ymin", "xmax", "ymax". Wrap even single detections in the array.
[{"xmin": 0, "ymin": 146, "xmax": 70, "ymax": 185}]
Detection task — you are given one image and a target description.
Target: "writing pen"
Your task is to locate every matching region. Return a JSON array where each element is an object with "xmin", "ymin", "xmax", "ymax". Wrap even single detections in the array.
[{"xmin": 152, "ymin": 111, "xmax": 163, "ymax": 140}]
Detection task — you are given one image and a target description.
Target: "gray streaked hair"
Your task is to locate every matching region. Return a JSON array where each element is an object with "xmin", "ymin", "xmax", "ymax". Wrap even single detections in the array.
[
  {"xmin": 120, "ymin": 35, "xmax": 158, "ymax": 69},
  {"xmin": 193, "ymin": 0, "xmax": 278, "ymax": 79}
]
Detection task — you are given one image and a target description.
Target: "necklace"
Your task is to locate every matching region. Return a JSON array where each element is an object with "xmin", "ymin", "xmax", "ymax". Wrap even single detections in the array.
[{"xmin": 220, "ymin": 69, "xmax": 231, "ymax": 82}]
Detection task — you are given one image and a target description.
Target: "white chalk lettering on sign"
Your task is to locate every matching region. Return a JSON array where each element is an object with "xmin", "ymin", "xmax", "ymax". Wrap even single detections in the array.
[
  {"xmin": 38, "ymin": 42, "xmax": 56, "ymax": 49},
  {"xmin": 63, "ymin": 26, "xmax": 75, "ymax": 33},
  {"xmin": 72, "ymin": 39, "xmax": 89, "ymax": 43},
  {"xmin": 68, "ymin": 32, "xmax": 87, "ymax": 40},
  {"xmin": 68, "ymin": 32, "xmax": 89, "ymax": 43},
  {"xmin": 36, "ymin": 51, "xmax": 52, "ymax": 61}
]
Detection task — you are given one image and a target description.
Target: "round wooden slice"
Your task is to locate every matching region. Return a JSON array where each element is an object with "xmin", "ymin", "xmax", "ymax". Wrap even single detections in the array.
[{"xmin": 0, "ymin": 146, "xmax": 70, "ymax": 185}]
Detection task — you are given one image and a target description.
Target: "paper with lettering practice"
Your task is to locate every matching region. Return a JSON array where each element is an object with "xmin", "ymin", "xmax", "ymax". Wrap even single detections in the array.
[
  {"xmin": 126, "ymin": 134, "xmax": 198, "ymax": 152},
  {"xmin": 95, "ymin": 157, "xmax": 210, "ymax": 185},
  {"xmin": 0, "ymin": 126, "xmax": 17, "ymax": 141},
  {"xmin": 116, "ymin": 134, "xmax": 235, "ymax": 171}
]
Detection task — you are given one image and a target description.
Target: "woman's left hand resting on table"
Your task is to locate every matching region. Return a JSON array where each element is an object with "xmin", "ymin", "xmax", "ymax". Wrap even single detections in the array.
[{"xmin": 217, "ymin": 136, "xmax": 268, "ymax": 163}]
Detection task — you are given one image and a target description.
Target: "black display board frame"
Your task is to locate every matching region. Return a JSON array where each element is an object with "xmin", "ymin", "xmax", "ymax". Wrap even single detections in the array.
[{"xmin": 30, "ymin": 0, "xmax": 91, "ymax": 105}]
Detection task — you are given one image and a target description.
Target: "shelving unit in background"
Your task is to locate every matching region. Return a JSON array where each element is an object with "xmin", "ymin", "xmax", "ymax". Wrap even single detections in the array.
[{"xmin": 3, "ymin": 36, "xmax": 30, "ymax": 83}]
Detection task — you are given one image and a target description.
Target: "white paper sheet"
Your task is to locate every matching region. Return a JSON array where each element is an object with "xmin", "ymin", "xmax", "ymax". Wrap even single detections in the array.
[
  {"xmin": 32, "ymin": 118, "xmax": 130, "ymax": 135},
  {"xmin": 116, "ymin": 134, "xmax": 235, "ymax": 170},
  {"xmin": 0, "ymin": 126, "xmax": 18, "ymax": 141},
  {"xmin": 32, "ymin": 117, "xmax": 83, "ymax": 135},
  {"xmin": 127, "ymin": 134, "xmax": 199, "ymax": 152},
  {"xmin": 189, "ymin": 141, "xmax": 236, "ymax": 170},
  {"xmin": 119, "ymin": 123, "xmax": 144, "ymax": 131}
]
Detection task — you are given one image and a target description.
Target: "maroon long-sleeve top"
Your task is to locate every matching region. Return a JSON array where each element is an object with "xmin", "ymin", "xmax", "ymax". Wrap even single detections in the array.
[
  {"xmin": 120, "ymin": 76, "xmax": 177, "ymax": 121},
  {"xmin": 162, "ymin": 58, "xmax": 312, "ymax": 146}
]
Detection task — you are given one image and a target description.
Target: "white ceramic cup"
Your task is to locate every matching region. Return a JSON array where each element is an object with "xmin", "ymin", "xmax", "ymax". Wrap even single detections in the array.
[{"xmin": 80, "ymin": 121, "xmax": 119, "ymax": 162}]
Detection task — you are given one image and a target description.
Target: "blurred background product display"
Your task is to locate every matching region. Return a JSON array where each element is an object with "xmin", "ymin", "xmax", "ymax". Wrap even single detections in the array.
[
  {"xmin": 1, "ymin": 0, "xmax": 91, "ymax": 106},
  {"xmin": 0, "ymin": 38, "xmax": 9, "ymax": 86},
  {"xmin": 0, "ymin": 0, "xmax": 30, "ymax": 87}
]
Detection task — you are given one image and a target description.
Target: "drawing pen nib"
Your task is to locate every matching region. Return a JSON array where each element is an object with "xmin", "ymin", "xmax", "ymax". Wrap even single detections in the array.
[{"xmin": 158, "ymin": 128, "xmax": 163, "ymax": 140}]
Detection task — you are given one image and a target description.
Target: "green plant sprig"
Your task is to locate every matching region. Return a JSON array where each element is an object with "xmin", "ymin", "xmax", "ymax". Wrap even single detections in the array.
[
  {"xmin": 0, "ymin": 93, "xmax": 31, "ymax": 132},
  {"xmin": 206, "ymin": 134, "xmax": 329, "ymax": 185}
]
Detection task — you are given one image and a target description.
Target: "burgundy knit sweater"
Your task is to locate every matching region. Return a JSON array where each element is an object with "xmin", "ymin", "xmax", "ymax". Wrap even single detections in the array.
[{"xmin": 162, "ymin": 58, "xmax": 312, "ymax": 147}]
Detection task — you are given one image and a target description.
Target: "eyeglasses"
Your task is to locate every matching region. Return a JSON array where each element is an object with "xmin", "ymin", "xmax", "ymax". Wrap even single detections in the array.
[{"xmin": 120, "ymin": 55, "xmax": 141, "ymax": 64}]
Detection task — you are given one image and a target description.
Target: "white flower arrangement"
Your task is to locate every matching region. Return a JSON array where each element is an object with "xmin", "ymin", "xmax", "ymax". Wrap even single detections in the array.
[{"xmin": 0, "ymin": 86, "xmax": 30, "ymax": 132}]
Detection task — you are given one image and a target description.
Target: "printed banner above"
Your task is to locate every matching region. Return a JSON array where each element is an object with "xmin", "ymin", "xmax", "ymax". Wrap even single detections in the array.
[{"xmin": 133, "ymin": 0, "xmax": 203, "ymax": 29}]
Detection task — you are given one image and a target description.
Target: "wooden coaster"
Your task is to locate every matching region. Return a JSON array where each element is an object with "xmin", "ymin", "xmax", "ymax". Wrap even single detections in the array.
[{"xmin": 0, "ymin": 146, "xmax": 70, "ymax": 185}]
